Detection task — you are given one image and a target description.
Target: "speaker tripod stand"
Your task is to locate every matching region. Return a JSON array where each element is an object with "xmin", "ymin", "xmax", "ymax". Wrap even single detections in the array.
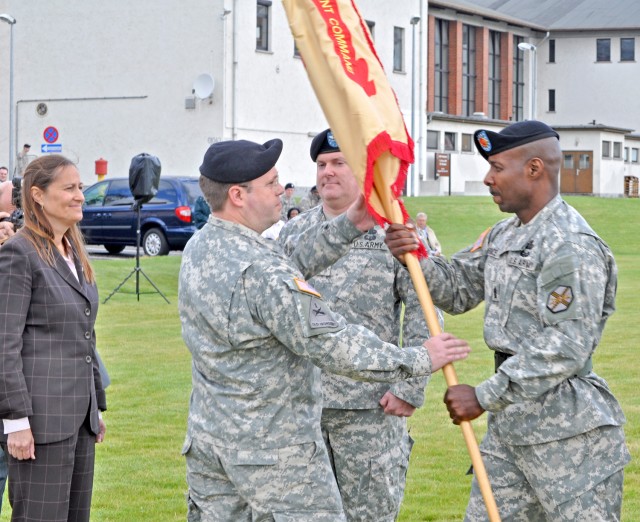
[{"xmin": 102, "ymin": 200, "xmax": 170, "ymax": 304}]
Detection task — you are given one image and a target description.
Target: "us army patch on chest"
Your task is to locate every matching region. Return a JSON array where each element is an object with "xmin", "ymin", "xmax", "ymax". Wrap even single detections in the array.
[
  {"xmin": 352, "ymin": 231, "xmax": 385, "ymax": 250},
  {"xmin": 507, "ymin": 253, "xmax": 537, "ymax": 271},
  {"xmin": 309, "ymin": 297, "xmax": 339, "ymax": 328},
  {"xmin": 294, "ymin": 277, "xmax": 321, "ymax": 298},
  {"xmin": 546, "ymin": 286, "xmax": 573, "ymax": 313}
]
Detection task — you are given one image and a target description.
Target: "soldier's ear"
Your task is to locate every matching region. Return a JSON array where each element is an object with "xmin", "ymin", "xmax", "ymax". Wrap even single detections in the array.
[
  {"xmin": 527, "ymin": 157, "xmax": 544, "ymax": 179},
  {"xmin": 227, "ymin": 185, "xmax": 248, "ymax": 208}
]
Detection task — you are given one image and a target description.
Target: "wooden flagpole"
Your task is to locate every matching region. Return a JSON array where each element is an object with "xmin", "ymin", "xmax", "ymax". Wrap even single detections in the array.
[{"xmin": 372, "ymin": 157, "xmax": 501, "ymax": 522}]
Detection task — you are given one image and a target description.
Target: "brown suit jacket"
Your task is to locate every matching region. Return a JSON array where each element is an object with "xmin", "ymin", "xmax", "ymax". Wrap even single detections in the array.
[{"xmin": 0, "ymin": 233, "xmax": 106, "ymax": 444}]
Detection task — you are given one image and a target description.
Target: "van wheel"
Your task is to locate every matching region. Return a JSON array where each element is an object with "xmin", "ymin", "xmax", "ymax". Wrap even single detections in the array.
[
  {"xmin": 104, "ymin": 244, "xmax": 126, "ymax": 254},
  {"xmin": 143, "ymin": 228, "xmax": 169, "ymax": 256}
]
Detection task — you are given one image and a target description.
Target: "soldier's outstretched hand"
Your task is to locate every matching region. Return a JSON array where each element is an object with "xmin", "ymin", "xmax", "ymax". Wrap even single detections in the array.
[
  {"xmin": 424, "ymin": 332, "xmax": 471, "ymax": 372},
  {"xmin": 346, "ymin": 193, "xmax": 376, "ymax": 231}
]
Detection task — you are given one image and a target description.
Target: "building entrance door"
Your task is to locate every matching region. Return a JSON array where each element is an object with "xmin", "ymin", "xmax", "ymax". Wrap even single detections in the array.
[{"xmin": 560, "ymin": 151, "xmax": 593, "ymax": 194}]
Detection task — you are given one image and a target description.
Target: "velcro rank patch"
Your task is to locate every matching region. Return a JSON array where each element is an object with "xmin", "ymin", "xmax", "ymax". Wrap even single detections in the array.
[
  {"xmin": 294, "ymin": 277, "xmax": 321, "ymax": 298},
  {"xmin": 546, "ymin": 286, "xmax": 573, "ymax": 313}
]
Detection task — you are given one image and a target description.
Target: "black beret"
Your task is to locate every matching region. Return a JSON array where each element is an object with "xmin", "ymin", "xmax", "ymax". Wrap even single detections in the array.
[
  {"xmin": 284, "ymin": 182, "xmax": 295, "ymax": 190},
  {"xmin": 310, "ymin": 129, "xmax": 340, "ymax": 162},
  {"xmin": 474, "ymin": 120, "xmax": 559, "ymax": 160},
  {"xmin": 200, "ymin": 139, "xmax": 283, "ymax": 183}
]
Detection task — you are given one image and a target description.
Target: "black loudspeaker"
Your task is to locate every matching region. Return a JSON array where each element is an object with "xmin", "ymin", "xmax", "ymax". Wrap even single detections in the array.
[{"xmin": 129, "ymin": 153, "xmax": 161, "ymax": 204}]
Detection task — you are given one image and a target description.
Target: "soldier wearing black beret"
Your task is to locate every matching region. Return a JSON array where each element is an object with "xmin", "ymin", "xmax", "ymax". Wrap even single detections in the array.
[
  {"xmin": 384, "ymin": 119, "xmax": 629, "ymax": 520},
  {"xmin": 199, "ymin": 139, "xmax": 283, "ymax": 184},
  {"xmin": 180, "ymin": 135, "xmax": 471, "ymax": 521},
  {"xmin": 310, "ymin": 129, "xmax": 341, "ymax": 162},
  {"xmin": 473, "ymin": 120, "xmax": 559, "ymax": 161},
  {"xmin": 281, "ymin": 181, "xmax": 297, "ymax": 220}
]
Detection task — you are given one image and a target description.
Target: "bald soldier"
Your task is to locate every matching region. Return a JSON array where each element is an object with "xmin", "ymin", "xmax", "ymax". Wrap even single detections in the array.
[
  {"xmin": 178, "ymin": 138, "xmax": 470, "ymax": 521},
  {"xmin": 385, "ymin": 120, "xmax": 630, "ymax": 521}
]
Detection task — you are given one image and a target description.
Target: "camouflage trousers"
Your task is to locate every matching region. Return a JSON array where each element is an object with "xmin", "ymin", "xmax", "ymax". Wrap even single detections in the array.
[
  {"xmin": 184, "ymin": 435, "xmax": 346, "ymax": 521},
  {"xmin": 321, "ymin": 408, "xmax": 414, "ymax": 522},
  {"xmin": 464, "ymin": 423, "xmax": 630, "ymax": 521}
]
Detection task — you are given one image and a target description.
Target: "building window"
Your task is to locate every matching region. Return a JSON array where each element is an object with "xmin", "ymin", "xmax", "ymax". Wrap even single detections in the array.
[
  {"xmin": 427, "ymin": 130, "xmax": 440, "ymax": 150},
  {"xmin": 602, "ymin": 141, "xmax": 611, "ymax": 157},
  {"xmin": 624, "ymin": 147, "xmax": 630, "ymax": 162},
  {"xmin": 613, "ymin": 142, "xmax": 622, "ymax": 159},
  {"xmin": 393, "ymin": 27, "xmax": 405, "ymax": 72},
  {"xmin": 256, "ymin": 1, "xmax": 271, "ymax": 51},
  {"xmin": 462, "ymin": 25, "xmax": 477, "ymax": 117},
  {"xmin": 488, "ymin": 30, "xmax": 502, "ymax": 119},
  {"xmin": 548, "ymin": 89, "xmax": 556, "ymax": 112},
  {"xmin": 596, "ymin": 39, "xmax": 610, "ymax": 62},
  {"xmin": 513, "ymin": 35, "xmax": 525, "ymax": 121},
  {"xmin": 444, "ymin": 132, "xmax": 456, "ymax": 151},
  {"xmin": 549, "ymin": 39, "xmax": 556, "ymax": 63},
  {"xmin": 366, "ymin": 20, "xmax": 375, "ymax": 40},
  {"xmin": 461, "ymin": 133, "xmax": 473, "ymax": 152},
  {"xmin": 632, "ymin": 148, "xmax": 639, "ymax": 163},
  {"xmin": 434, "ymin": 19, "xmax": 449, "ymax": 113},
  {"xmin": 621, "ymin": 38, "xmax": 635, "ymax": 61}
]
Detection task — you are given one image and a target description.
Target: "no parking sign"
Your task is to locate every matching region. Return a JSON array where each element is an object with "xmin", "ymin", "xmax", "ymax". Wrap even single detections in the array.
[
  {"xmin": 43, "ymin": 126, "xmax": 59, "ymax": 143},
  {"xmin": 41, "ymin": 126, "xmax": 62, "ymax": 153}
]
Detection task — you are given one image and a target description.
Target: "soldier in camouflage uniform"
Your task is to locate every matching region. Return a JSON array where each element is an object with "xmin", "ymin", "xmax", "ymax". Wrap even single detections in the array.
[
  {"xmin": 299, "ymin": 185, "xmax": 321, "ymax": 212},
  {"xmin": 280, "ymin": 129, "xmax": 441, "ymax": 521},
  {"xmin": 179, "ymin": 138, "xmax": 471, "ymax": 521},
  {"xmin": 385, "ymin": 120, "xmax": 630, "ymax": 521},
  {"xmin": 280, "ymin": 182, "xmax": 297, "ymax": 220}
]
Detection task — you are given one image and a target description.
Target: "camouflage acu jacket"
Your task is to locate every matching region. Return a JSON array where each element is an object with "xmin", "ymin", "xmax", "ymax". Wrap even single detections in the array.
[
  {"xmin": 422, "ymin": 195, "xmax": 626, "ymax": 445},
  {"xmin": 280, "ymin": 205, "xmax": 436, "ymax": 409},
  {"xmin": 179, "ymin": 215, "xmax": 433, "ymax": 450}
]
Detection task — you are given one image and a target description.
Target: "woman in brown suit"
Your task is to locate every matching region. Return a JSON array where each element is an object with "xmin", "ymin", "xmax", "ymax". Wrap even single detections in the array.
[{"xmin": 0, "ymin": 155, "xmax": 107, "ymax": 521}]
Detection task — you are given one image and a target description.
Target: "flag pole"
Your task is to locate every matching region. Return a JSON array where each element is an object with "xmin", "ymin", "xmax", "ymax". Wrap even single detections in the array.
[{"xmin": 372, "ymin": 158, "xmax": 501, "ymax": 522}]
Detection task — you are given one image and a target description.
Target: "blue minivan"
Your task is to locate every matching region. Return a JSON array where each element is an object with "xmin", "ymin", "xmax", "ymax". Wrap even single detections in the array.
[{"xmin": 80, "ymin": 176, "xmax": 202, "ymax": 256}]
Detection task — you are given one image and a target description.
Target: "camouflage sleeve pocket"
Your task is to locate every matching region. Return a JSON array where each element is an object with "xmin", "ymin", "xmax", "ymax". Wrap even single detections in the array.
[{"xmin": 539, "ymin": 254, "xmax": 582, "ymax": 325}]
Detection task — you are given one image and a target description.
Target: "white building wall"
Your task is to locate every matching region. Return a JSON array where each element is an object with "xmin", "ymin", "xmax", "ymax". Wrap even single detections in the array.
[
  {"xmin": 0, "ymin": 0, "xmax": 422, "ymax": 190},
  {"xmin": 539, "ymin": 31, "xmax": 640, "ymax": 133}
]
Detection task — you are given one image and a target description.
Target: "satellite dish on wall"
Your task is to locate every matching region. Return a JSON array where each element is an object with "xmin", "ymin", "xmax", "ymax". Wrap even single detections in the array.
[{"xmin": 193, "ymin": 73, "xmax": 215, "ymax": 99}]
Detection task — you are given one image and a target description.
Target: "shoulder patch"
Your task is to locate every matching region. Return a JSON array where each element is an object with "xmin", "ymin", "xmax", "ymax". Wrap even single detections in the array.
[
  {"xmin": 470, "ymin": 227, "xmax": 492, "ymax": 253},
  {"xmin": 294, "ymin": 277, "xmax": 321, "ymax": 298},
  {"xmin": 308, "ymin": 297, "xmax": 339, "ymax": 329},
  {"xmin": 546, "ymin": 286, "xmax": 573, "ymax": 313}
]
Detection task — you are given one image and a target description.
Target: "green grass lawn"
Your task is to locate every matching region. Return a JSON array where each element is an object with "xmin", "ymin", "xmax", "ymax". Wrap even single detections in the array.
[{"xmin": 1, "ymin": 195, "xmax": 638, "ymax": 520}]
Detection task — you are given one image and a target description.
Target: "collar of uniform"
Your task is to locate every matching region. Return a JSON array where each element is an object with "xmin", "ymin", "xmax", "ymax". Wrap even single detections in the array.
[{"xmin": 208, "ymin": 215, "xmax": 279, "ymax": 249}]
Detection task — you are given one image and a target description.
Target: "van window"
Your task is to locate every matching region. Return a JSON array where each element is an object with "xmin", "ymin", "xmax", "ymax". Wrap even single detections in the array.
[
  {"xmin": 104, "ymin": 179, "xmax": 134, "ymax": 206},
  {"xmin": 150, "ymin": 180, "xmax": 178, "ymax": 204},
  {"xmin": 83, "ymin": 182, "xmax": 108, "ymax": 207}
]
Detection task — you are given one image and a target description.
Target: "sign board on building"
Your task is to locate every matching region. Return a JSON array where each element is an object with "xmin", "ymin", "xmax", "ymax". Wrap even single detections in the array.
[
  {"xmin": 41, "ymin": 143, "xmax": 62, "ymax": 153},
  {"xmin": 435, "ymin": 153, "xmax": 450, "ymax": 177},
  {"xmin": 43, "ymin": 126, "xmax": 59, "ymax": 144}
]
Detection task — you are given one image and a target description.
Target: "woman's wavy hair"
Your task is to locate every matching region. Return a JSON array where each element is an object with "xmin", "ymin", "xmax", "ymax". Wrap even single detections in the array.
[{"xmin": 20, "ymin": 154, "xmax": 94, "ymax": 283}]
